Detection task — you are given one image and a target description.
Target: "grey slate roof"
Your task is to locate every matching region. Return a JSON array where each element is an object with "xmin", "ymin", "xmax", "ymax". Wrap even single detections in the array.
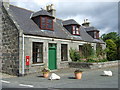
[
  {"xmin": 93, "ymin": 39, "xmax": 105, "ymax": 43},
  {"xmin": 84, "ymin": 26, "xmax": 99, "ymax": 32},
  {"xmin": 56, "ymin": 18, "xmax": 63, "ymax": 25},
  {"xmin": 9, "ymin": 5, "xmax": 73, "ymax": 40},
  {"xmin": 8, "ymin": 5, "xmax": 104, "ymax": 43},
  {"xmin": 9, "ymin": 5, "xmax": 46, "ymax": 36},
  {"xmin": 0, "ymin": 1, "xmax": 2, "ymax": 7},
  {"xmin": 80, "ymin": 26, "xmax": 94, "ymax": 42},
  {"xmin": 62, "ymin": 19, "xmax": 80, "ymax": 26},
  {"xmin": 31, "ymin": 9, "xmax": 54, "ymax": 18}
]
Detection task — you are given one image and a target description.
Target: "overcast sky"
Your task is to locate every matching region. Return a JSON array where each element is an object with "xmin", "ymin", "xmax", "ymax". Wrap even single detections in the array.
[{"xmin": 10, "ymin": 0, "xmax": 119, "ymax": 36}]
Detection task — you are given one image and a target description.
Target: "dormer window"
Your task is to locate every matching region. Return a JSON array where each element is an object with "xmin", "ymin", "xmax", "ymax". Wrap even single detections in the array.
[
  {"xmin": 72, "ymin": 25, "xmax": 80, "ymax": 35},
  {"xmin": 62, "ymin": 19, "xmax": 80, "ymax": 36},
  {"xmin": 31, "ymin": 9, "xmax": 55, "ymax": 31},
  {"xmin": 40, "ymin": 16, "xmax": 53, "ymax": 30},
  {"xmin": 87, "ymin": 30, "xmax": 99, "ymax": 39}
]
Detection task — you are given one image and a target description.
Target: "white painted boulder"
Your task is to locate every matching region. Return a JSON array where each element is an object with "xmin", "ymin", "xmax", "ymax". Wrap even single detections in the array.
[
  {"xmin": 49, "ymin": 73, "xmax": 60, "ymax": 80},
  {"xmin": 103, "ymin": 71, "xmax": 112, "ymax": 76}
]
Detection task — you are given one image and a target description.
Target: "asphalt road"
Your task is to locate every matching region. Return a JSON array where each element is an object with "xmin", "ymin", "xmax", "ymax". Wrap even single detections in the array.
[{"xmin": 1, "ymin": 66, "xmax": 119, "ymax": 88}]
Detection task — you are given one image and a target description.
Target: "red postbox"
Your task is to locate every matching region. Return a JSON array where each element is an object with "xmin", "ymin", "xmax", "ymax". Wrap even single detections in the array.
[{"xmin": 26, "ymin": 56, "xmax": 30, "ymax": 66}]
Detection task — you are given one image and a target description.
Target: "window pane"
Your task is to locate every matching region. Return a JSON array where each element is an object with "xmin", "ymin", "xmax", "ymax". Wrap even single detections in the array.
[
  {"xmin": 41, "ymin": 23, "xmax": 46, "ymax": 25},
  {"xmin": 76, "ymin": 27, "xmax": 79, "ymax": 31},
  {"xmin": 41, "ymin": 25, "xmax": 46, "ymax": 29},
  {"xmin": 76, "ymin": 30, "xmax": 79, "ymax": 34},
  {"xmin": 73, "ymin": 30, "xmax": 76, "ymax": 34},
  {"xmin": 33, "ymin": 42, "xmax": 43, "ymax": 63},
  {"xmin": 47, "ymin": 24, "xmax": 52, "ymax": 29},
  {"xmin": 72, "ymin": 25, "xmax": 80, "ymax": 35},
  {"xmin": 47, "ymin": 18, "xmax": 52, "ymax": 24},
  {"xmin": 40, "ymin": 17, "xmax": 53, "ymax": 30},
  {"xmin": 73, "ymin": 26, "xmax": 76, "ymax": 34},
  {"xmin": 41, "ymin": 17, "xmax": 46, "ymax": 29},
  {"xmin": 96, "ymin": 32, "xmax": 99, "ymax": 38},
  {"xmin": 79, "ymin": 45, "xmax": 83, "ymax": 57},
  {"xmin": 37, "ymin": 57, "xmax": 42, "ymax": 63},
  {"xmin": 73, "ymin": 26, "xmax": 75, "ymax": 30},
  {"xmin": 41, "ymin": 17, "xmax": 46, "ymax": 23},
  {"xmin": 94, "ymin": 32, "xmax": 96, "ymax": 38},
  {"xmin": 61, "ymin": 44, "xmax": 68, "ymax": 61}
]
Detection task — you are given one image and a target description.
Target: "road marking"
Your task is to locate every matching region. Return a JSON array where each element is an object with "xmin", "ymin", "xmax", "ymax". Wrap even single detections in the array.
[
  {"xmin": 19, "ymin": 84, "xmax": 34, "ymax": 87},
  {"xmin": 1, "ymin": 80, "xmax": 10, "ymax": 84}
]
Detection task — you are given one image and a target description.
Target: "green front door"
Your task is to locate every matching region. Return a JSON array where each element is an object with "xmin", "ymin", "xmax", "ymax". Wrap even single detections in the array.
[{"xmin": 48, "ymin": 44, "xmax": 57, "ymax": 70}]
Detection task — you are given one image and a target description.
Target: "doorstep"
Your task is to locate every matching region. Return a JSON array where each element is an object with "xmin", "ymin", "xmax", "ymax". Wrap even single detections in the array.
[{"xmin": 50, "ymin": 69, "xmax": 58, "ymax": 72}]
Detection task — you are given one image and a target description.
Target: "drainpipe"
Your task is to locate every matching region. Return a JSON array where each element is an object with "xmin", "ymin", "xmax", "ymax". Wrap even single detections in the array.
[{"xmin": 22, "ymin": 34, "xmax": 25, "ymax": 75}]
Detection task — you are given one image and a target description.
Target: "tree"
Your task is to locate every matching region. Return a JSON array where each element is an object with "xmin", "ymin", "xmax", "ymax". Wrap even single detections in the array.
[
  {"xmin": 105, "ymin": 39, "xmax": 117, "ymax": 61},
  {"xmin": 101, "ymin": 32, "xmax": 119, "ymax": 61},
  {"xmin": 116, "ymin": 36, "xmax": 120, "ymax": 60},
  {"xmin": 101, "ymin": 32, "xmax": 118, "ymax": 42}
]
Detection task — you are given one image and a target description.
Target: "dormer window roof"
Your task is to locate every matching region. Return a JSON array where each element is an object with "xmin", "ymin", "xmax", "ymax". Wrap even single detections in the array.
[
  {"xmin": 84, "ymin": 26, "xmax": 98, "ymax": 32},
  {"xmin": 62, "ymin": 19, "xmax": 79, "ymax": 26},
  {"xmin": 31, "ymin": 9, "xmax": 55, "ymax": 19}
]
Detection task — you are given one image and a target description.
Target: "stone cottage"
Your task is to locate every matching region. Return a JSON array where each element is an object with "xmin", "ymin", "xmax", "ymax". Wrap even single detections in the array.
[{"xmin": 1, "ymin": 1, "xmax": 105, "ymax": 76}]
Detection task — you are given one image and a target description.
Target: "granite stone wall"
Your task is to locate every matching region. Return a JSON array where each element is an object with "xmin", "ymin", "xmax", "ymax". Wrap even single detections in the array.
[
  {"xmin": 2, "ymin": 5, "xmax": 19, "ymax": 75},
  {"xmin": 69, "ymin": 61, "xmax": 118, "ymax": 69},
  {"xmin": 0, "ymin": 1, "xmax": 2, "ymax": 71}
]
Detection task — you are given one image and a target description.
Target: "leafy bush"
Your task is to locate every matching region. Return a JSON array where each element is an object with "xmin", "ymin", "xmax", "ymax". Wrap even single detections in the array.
[
  {"xmin": 79, "ymin": 59, "xmax": 87, "ymax": 62},
  {"xmin": 42, "ymin": 68, "xmax": 50, "ymax": 74},
  {"xmin": 86, "ymin": 59, "xmax": 97, "ymax": 62},
  {"xmin": 96, "ymin": 44, "xmax": 105, "ymax": 56},
  {"xmin": 81, "ymin": 44, "xmax": 94, "ymax": 58},
  {"xmin": 86, "ymin": 58, "xmax": 108, "ymax": 63},
  {"xmin": 98, "ymin": 59, "xmax": 108, "ymax": 62},
  {"xmin": 74, "ymin": 70, "xmax": 83, "ymax": 73},
  {"xmin": 70, "ymin": 48, "xmax": 80, "ymax": 61}
]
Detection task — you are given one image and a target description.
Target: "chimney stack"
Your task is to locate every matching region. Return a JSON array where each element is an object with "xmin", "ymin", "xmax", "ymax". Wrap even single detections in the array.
[
  {"xmin": 82, "ymin": 19, "xmax": 90, "ymax": 27},
  {"xmin": 46, "ymin": 4, "xmax": 56, "ymax": 18},
  {"xmin": 2, "ymin": 0, "xmax": 9, "ymax": 10}
]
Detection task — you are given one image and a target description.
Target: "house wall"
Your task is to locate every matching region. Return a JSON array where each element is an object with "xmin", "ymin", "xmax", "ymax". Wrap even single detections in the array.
[
  {"xmin": 22, "ymin": 35, "xmax": 88, "ymax": 74},
  {"xmin": 2, "ymin": 6, "xmax": 19, "ymax": 75},
  {"xmin": 101, "ymin": 43, "xmax": 106, "ymax": 50}
]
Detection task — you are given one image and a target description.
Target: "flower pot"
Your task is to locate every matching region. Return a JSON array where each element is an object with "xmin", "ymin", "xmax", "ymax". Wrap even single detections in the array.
[
  {"xmin": 43, "ymin": 72, "xmax": 49, "ymax": 78},
  {"xmin": 75, "ymin": 72, "xmax": 82, "ymax": 79}
]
